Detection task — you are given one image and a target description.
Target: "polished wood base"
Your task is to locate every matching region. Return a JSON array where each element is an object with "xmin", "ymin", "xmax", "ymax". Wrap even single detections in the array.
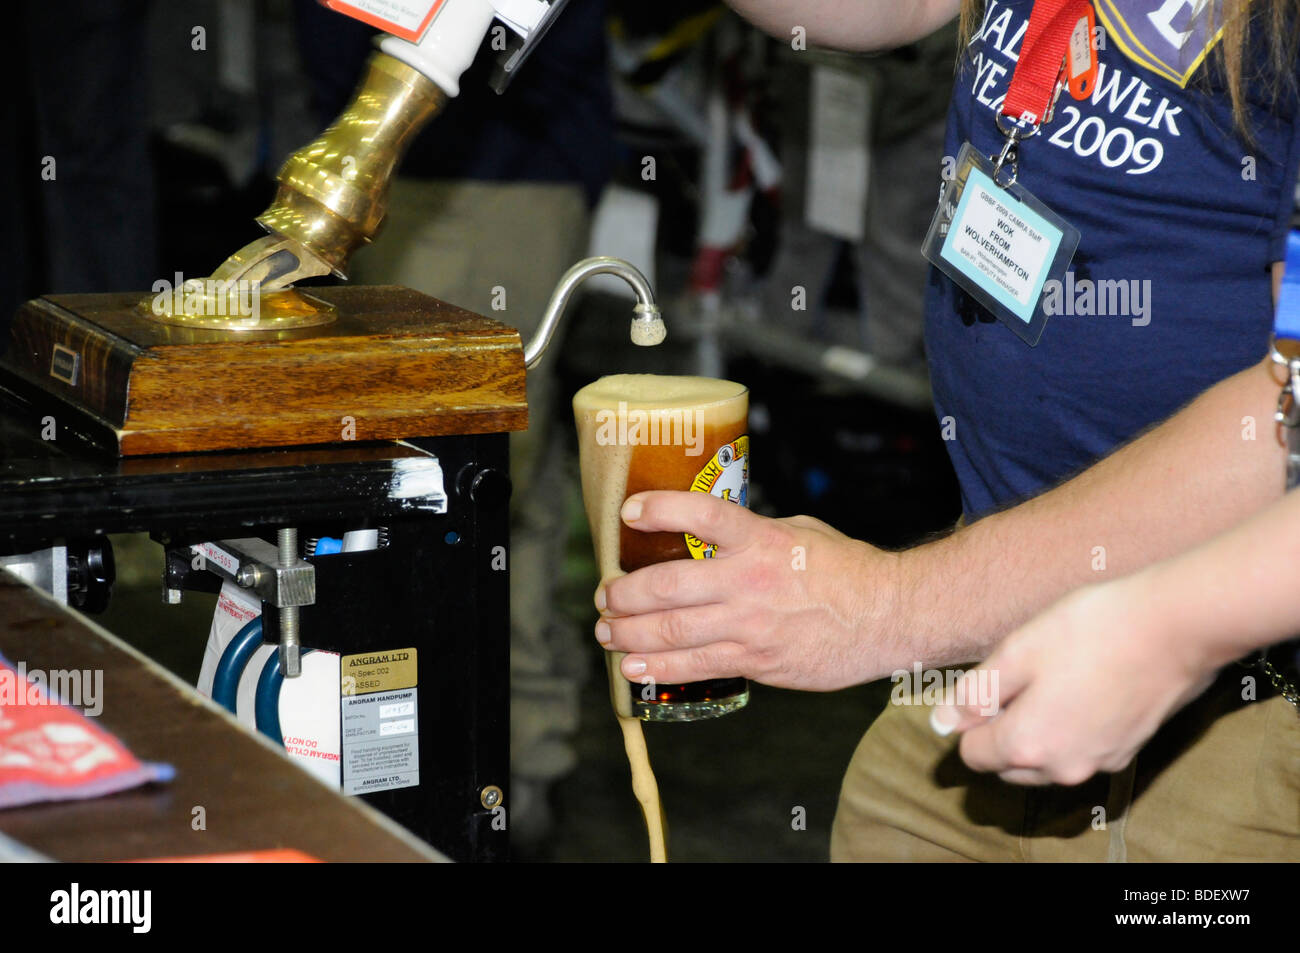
[{"xmin": 0, "ymin": 285, "xmax": 528, "ymax": 455}]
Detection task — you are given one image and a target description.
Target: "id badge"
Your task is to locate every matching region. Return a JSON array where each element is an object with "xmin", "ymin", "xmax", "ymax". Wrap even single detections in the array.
[{"xmin": 923, "ymin": 142, "xmax": 1079, "ymax": 346}]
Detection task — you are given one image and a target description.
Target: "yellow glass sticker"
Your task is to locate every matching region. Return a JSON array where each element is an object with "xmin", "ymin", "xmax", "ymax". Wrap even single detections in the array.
[{"xmin": 685, "ymin": 435, "xmax": 749, "ymax": 559}]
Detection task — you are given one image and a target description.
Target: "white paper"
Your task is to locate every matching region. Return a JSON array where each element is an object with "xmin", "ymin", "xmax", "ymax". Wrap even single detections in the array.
[
  {"xmin": 197, "ymin": 580, "xmax": 262, "ymax": 698},
  {"xmin": 279, "ymin": 652, "xmax": 343, "ymax": 788},
  {"xmin": 805, "ymin": 66, "xmax": 871, "ymax": 242}
]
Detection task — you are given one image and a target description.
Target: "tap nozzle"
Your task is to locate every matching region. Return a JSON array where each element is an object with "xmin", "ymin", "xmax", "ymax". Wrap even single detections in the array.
[{"xmin": 525, "ymin": 257, "xmax": 665, "ymax": 369}]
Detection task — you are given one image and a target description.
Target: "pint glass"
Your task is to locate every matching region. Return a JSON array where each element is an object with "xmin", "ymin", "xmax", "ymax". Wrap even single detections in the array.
[{"xmin": 574, "ymin": 374, "xmax": 750, "ymax": 722}]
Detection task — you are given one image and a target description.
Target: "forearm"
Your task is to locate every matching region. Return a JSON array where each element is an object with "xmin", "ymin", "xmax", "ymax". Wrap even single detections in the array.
[
  {"xmin": 725, "ymin": 0, "xmax": 961, "ymax": 52},
  {"xmin": 896, "ymin": 356, "xmax": 1287, "ymax": 667},
  {"xmin": 1138, "ymin": 485, "xmax": 1300, "ymax": 670}
]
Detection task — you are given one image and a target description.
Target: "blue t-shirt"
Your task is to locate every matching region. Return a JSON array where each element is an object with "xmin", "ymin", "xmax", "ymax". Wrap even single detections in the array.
[{"xmin": 928, "ymin": 0, "xmax": 1300, "ymax": 518}]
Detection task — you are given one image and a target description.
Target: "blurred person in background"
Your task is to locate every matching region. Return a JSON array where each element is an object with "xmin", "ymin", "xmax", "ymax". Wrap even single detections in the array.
[
  {"xmin": 762, "ymin": 24, "xmax": 955, "ymax": 373},
  {"xmin": 5, "ymin": 0, "xmax": 157, "ymax": 319}
]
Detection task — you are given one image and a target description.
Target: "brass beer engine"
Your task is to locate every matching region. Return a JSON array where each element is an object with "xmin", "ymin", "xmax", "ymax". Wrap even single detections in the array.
[
  {"xmin": 150, "ymin": 51, "xmax": 448, "ymax": 330},
  {"xmin": 0, "ymin": 0, "xmax": 664, "ymax": 691},
  {"xmin": 1, "ymin": 0, "xmax": 659, "ymax": 454},
  {"xmin": 2, "ymin": 0, "xmax": 571, "ymax": 454}
]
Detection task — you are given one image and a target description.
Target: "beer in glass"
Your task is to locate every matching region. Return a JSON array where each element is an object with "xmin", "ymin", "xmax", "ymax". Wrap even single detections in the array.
[{"xmin": 574, "ymin": 373, "xmax": 750, "ymax": 722}]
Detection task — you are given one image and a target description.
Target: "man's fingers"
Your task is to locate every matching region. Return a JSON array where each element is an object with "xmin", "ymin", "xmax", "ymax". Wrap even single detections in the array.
[
  {"xmin": 622, "ymin": 490, "xmax": 770, "ymax": 550},
  {"xmin": 601, "ymin": 558, "xmax": 731, "ymax": 616},
  {"xmin": 931, "ymin": 636, "xmax": 1037, "ymax": 737},
  {"xmin": 619, "ymin": 641, "xmax": 748, "ymax": 686},
  {"xmin": 598, "ymin": 604, "xmax": 740, "ymax": 654}
]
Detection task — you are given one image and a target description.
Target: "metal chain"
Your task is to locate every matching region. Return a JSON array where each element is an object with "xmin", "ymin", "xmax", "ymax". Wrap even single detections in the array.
[
  {"xmin": 1262, "ymin": 656, "xmax": 1300, "ymax": 714},
  {"xmin": 1235, "ymin": 656, "xmax": 1300, "ymax": 716},
  {"xmin": 1260, "ymin": 337, "xmax": 1300, "ymax": 717}
]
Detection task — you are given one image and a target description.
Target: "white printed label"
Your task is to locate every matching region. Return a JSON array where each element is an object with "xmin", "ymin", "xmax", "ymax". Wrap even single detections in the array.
[
  {"xmin": 805, "ymin": 66, "xmax": 871, "ymax": 242},
  {"xmin": 280, "ymin": 652, "xmax": 343, "ymax": 788},
  {"xmin": 325, "ymin": 0, "xmax": 443, "ymax": 41},
  {"xmin": 194, "ymin": 543, "xmax": 240, "ymax": 577},
  {"xmin": 947, "ymin": 178, "xmax": 1054, "ymax": 314},
  {"xmin": 196, "ymin": 581, "xmax": 262, "ymax": 698},
  {"xmin": 1069, "ymin": 16, "xmax": 1092, "ymax": 78},
  {"xmin": 342, "ymin": 688, "xmax": 419, "ymax": 794}
]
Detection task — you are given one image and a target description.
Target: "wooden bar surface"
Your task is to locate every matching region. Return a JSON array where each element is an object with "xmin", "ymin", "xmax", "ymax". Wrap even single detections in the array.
[{"xmin": 0, "ymin": 572, "xmax": 443, "ymax": 862}]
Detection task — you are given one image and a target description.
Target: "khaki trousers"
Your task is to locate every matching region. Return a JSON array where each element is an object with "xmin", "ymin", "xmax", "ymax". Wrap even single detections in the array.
[{"xmin": 832, "ymin": 671, "xmax": 1300, "ymax": 861}]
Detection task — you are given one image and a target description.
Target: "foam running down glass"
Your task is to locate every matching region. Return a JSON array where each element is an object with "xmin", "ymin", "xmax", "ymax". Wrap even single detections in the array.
[{"xmin": 574, "ymin": 374, "xmax": 750, "ymax": 722}]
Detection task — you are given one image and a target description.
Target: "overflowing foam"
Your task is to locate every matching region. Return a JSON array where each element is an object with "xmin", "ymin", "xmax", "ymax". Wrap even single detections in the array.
[
  {"xmin": 574, "ymin": 374, "xmax": 744, "ymax": 864},
  {"xmin": 618, "ymin": 714, "xmax": 667, "ymax": 863}
]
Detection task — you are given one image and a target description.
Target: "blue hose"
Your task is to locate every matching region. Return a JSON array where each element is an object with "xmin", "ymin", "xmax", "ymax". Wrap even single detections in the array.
[
  {"xmin": 254, "ymin": 648, "xmax": 313, "ymax": 746},
  {"xmin": 212, "ymin": 617, "xmax": 264, "ymax": 714},
  {"xmin": 254, "ymin": 649, "xmax": 285, "ymax": 745}
]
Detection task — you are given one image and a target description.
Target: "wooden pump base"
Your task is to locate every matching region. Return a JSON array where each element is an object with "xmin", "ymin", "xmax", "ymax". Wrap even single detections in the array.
[{"xmin": 0, "ymin": 285, "xmax": 529, "ymax": 456}]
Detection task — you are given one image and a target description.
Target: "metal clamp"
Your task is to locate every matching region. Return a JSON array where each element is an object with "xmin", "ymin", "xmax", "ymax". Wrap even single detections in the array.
[
  {"xmin": 195, "ymin": 537, "xmax": 316, "ymax": 608},
  {"xmin": 195, "ymin": 535, "xmax": 312, "ymax": 679}
]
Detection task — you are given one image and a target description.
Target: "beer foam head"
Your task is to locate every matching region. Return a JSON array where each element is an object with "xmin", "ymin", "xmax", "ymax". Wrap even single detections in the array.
[{"xmin": 573, "ymin": 374, "xmax": 746, "ymax": 413}]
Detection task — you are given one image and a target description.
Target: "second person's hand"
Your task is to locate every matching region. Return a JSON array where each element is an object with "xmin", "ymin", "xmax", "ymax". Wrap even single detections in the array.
[{"xmin": 931, "ymin": 578, "xmax": 1220, "ymax": 786}]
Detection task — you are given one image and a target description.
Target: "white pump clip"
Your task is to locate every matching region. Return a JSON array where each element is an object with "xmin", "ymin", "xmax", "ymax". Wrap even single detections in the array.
[
  {"xmin": 378, "ymin": 0, "xmax": 568, "ymax": 97},
  {"xmin": 489, "ymin": 0, "xmax": 550, "ymax": 37}
]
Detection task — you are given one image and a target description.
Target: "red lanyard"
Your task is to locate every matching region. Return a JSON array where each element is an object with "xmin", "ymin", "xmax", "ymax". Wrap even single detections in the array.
[{"xmin": 1002, "ymin": 0, "xmax": 1094, "ymax": 128}]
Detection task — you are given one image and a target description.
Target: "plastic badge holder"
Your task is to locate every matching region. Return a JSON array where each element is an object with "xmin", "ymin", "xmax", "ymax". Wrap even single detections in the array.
[{"xmin": 923, "ymin": 141, "xmax": 1080, "ymax": 347}]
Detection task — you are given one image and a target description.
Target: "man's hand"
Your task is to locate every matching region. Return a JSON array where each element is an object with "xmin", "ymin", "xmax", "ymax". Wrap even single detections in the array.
[
  {"xmin": 595, "ymin": 490, "xmax": 902, "ymax": 692},
  {"xmin": 930, "ymin": 579, "xmax": 1218, "ymax": 786}
]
